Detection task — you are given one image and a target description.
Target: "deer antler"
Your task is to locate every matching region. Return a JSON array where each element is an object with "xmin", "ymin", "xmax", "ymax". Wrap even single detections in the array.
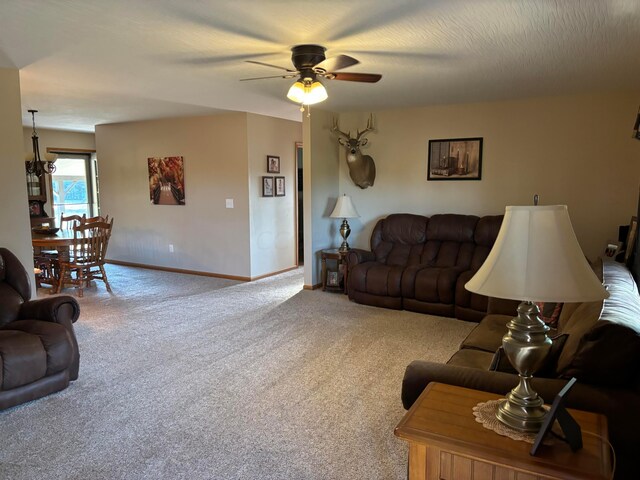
[
  {"xmin": 355, "ymin": 114, "xmax": 374, "ymax": 141},
  {"xmin": 331, "ymin": 118, "xmax": 351, "ymax": 140},
  {"xmin": 332, "ymin": 118, "xmax": 353, "ymax": 147}
]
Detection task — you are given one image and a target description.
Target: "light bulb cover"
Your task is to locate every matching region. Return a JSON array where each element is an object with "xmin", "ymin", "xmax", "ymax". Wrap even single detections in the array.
[{"xmin": 287, "ymin": 78, "xmax": 328, "ymax": 105}]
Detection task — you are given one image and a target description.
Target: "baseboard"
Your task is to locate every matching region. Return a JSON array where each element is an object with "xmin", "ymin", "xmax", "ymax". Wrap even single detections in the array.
[
  {"xmin": 105, "ymin": 260, "xmax": 300, "ymax": 283},
  {"xmin": 106, "ymin": 259, "xmax": 250, "ymax": 281},
  {"xmin": 303, "ymin": 283, "xmax": 322, "ymax": 290},
  {"xmin": 250, "ymin": 266, "xmax": 299, "ymax": 281}
]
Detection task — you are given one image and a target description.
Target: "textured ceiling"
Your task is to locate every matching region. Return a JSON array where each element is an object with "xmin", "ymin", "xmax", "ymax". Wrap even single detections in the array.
[{"xmin": 1, "ymin": 0, "xmax": 639, "ymax": 132}]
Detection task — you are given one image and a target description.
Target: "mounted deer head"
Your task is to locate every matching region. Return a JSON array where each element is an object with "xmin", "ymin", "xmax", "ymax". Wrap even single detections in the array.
[{"xmin": 331, "ymin": 114, "xmax": 376, "ymax": 189}]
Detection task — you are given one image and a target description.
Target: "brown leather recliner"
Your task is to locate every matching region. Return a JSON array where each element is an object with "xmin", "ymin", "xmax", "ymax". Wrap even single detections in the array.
[{"xmin": 0, "ymin": 247, "xmax": 80, "ymax": 410}]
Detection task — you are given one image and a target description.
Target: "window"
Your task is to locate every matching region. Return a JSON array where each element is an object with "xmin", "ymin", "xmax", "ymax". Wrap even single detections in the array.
[{"xmin": 51, "ymin": 153, "xmax": 99, "ymax": 219}]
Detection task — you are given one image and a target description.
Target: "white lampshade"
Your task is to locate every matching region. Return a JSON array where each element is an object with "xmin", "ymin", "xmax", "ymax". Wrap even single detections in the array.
[
  {"xmin": 287, "ymin": 79, "xmax": 328, "ymax": 105},
  {"xmin": 330, "ymin": 195, "xmax": 359, "ymax": 219},
  {"xmin": 465, "ymin": 205, "xmax": 609, "ymax": 303}
]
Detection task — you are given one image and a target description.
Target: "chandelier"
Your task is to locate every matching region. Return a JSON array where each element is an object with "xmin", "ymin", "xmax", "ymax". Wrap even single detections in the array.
[{"xmin": 25, "ymin": 110, "xmax": 57, "ymax": 177}]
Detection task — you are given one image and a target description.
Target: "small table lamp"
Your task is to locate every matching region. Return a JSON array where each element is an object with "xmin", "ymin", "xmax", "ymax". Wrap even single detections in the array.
[
  {"xmin": 330, "ymin": 195, "xmax": 359, "ymax": 253},
  {"xmin": 465, "ymin": 204, "xmax": 609, "ymax": 432}
]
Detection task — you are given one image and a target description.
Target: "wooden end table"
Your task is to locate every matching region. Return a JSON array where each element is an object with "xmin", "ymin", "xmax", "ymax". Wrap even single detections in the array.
[
  {"xmin": 321, "ymin": 248, "xmax": 348, "ymax": 293},
  {"xmin": 394, "ymin": 383, "xmax": 612, "ymax": 480}
]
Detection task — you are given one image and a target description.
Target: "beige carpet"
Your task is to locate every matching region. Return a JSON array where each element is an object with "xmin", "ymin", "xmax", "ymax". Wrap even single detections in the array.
[{"xmin": 0, "ymin": 265, "xmax": 475, "ymax": 480}]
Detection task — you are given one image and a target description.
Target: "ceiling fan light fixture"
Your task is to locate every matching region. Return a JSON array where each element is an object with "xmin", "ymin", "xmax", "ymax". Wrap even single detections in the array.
[{"xmin": 287, "ymin": 78, "xmax": 328, "ymax": 105}]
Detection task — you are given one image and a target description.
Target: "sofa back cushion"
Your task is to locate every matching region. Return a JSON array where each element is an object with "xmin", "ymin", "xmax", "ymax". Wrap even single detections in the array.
[
  {"xmin": 371, "ymin": 214, "xmax": 429, "ymax": 267},
  {"xmin": 469, "ymin": 215, "xmax": 504, "ymax": 270},
  {"xmin": 420, "ymin": 214, "xmax": 479, "ymax": 268}
]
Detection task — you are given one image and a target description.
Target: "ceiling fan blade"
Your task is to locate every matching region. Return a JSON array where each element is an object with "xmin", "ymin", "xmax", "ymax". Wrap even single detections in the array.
[
  {"xmin": 313, "ymin": 55, "xmax": 359, "ymax": 72},
  {"xmin": 240, "ymin": 74, "xmax": 298, "ymax": 81},
  {"xmin": 246, "ymin": 60, "xmax": 297, "ymax": 72},
  {"xmin": 328, "ymin": 72, "xmax": 382, "ymax": 83},
  {"xmin": 177, "ymin": 53, "xmax": 276, "ymax": 66}
]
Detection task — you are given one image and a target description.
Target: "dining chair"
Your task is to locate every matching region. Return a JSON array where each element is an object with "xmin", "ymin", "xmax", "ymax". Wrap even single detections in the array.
[
  {"xmin": 60, "ymin": 213, "xmax": 86, "ymax": 230},
  {"xmin": 38, "ymin": 213, "xmax": 87, "ymax": 264},
  {"xmin": 55, "ymin": 219, "xmax": 113, "ymax": 297},
  {"xmin": 85, "ymin": 214, "xmax": 110, "ymax": 224}
]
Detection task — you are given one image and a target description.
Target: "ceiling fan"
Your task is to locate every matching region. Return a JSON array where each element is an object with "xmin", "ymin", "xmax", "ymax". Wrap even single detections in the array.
[{"xmin": 240, "ymin": 44, "xmax": 382, "ymax": 107}]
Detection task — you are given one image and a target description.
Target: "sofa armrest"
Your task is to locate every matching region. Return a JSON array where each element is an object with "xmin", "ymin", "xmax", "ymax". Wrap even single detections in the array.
[
  {"xmin": 18, "ymin": 295, "xmax": 80, "ymax": 328},
  {"xmin": 346, "ymin": 249, "xmax": 376, "ymax": 269}
]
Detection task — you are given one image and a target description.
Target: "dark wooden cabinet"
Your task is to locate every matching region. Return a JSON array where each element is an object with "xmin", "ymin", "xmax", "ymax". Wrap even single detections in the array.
[{"xmin": 26, "ymin": 162, "xmax": 53, "ymax": 226}]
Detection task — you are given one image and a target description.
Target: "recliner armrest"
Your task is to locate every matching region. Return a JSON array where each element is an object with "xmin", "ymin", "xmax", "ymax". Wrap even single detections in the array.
[
  {"xmin": 346, "ymin": 249, "xmax": 376, "ymax": 269},
  {"xmin": 18, "ymin": 295, "xmax": 80, "ymax": 326}
]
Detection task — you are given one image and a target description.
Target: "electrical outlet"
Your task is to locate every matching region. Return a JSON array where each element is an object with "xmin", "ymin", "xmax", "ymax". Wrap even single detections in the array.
[
  {"xmin": 169, "ymin": 244, "xmax": 174, "ymax": 253},
  {"xmin": 226, "ymin": 198, "xmax": 234, "ymax": 208}
]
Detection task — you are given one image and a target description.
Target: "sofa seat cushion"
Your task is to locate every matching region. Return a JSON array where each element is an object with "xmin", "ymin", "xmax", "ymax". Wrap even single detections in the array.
[
  {"xmin": 0, "ymin": 320, "xmax": 73, "ymax": 390},
  {"xmin": 459, "ymin": 314, "xmax": 511, "ymax": 352},
  {"xmin": 349, "ymin": 262, "xmax": 404, "ymax": 297},
  {"xmin": 447, "ymin": 348, "xmax": 494, "ymax": 370}
]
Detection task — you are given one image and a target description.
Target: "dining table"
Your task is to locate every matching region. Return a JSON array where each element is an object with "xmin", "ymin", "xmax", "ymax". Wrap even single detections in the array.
[
  {"xmin": 32, "ymin": 229, "xmax": 76, "ymax": 263},
  {"xmin": 32, "ymin": 230, "xmax": 77, "ymax": 292}
]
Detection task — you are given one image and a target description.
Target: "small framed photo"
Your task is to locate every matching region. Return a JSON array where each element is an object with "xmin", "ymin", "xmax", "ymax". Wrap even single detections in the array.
[
  {"xmin": 267, "ymin": 155, "xmax": 280, "ymax": 173},
  {"xmin": 604, "ymin": 241, "xmax": 622, "ymax": 258},
  {"xmin": 28, "ymin": 200, "xmax": 43, "ymax": 217},
  {"xmin": 275, "ymin": 176, "xmax": 285, "ymax": 197},
  {"xmin": 262, "ymin": 176, "xmax": 274, "ymax": 197},
  {"xmin": 327, "ymin": 271, "xmax": 339, "ymax": 287},
  {"xmin": 427, "ymin": 137, "xmax": 483, "ymax": 181},
  {"xmin": 624, "ymin": 216, "xmax": 638, "ymax": 264}
]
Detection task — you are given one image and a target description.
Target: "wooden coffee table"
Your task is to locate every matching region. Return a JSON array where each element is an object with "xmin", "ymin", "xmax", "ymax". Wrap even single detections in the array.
[{"xmin": 394, "ymin": 383, "xmax": 612, "ymax": 480}]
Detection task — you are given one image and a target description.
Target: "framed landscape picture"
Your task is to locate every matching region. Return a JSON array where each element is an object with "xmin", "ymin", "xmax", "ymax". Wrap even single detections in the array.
[
  {"xmin": 148, "ymin": 156, "xmax": 186, "ymax": 205},
  {"xmin": 427, "ymin": 137, "xmax": 483, "ymax": 181}
]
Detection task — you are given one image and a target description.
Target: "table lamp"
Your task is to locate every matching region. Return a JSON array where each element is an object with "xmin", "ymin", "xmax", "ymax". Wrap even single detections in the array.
[
  {"xmin": 330, "ymin": 195, "xmax": 359, "ymax": 253},
  {"xmin": 465, "ymin": 204, "xmax": 609, "ymax": 432}
]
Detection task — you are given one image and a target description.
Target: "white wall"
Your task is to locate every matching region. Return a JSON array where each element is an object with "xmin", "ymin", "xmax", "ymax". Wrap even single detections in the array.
[
  {"xmin": 247, "ymin": 113, "xmax": 301, "ymax": 278},
  {"xmin": 0, "ymin": 69, "xmax": 35, "ymax": 291},
  {"xmin": 303, "ymin": 108, "xmax": 340, "ymax": 287},
  {"xmin": 96, "ymin": 112, "xmax": 301, "ymax": 280},
  {"xmin": 96, "ymin": 113, "xmax": 252, "ymax": 278},
  {"xmin": 335, "ymin": 92, "xmax": 640, "ymax": 259}
]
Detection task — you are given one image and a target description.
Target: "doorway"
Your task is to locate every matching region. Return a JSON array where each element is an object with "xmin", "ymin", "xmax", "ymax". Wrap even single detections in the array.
[{"xmin": 295, "ymin": 142, "xmax": 303, "ymax": 265}]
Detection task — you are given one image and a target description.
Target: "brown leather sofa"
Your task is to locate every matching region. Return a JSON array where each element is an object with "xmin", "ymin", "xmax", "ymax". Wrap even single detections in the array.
[
  {"xmin": 0, "ymin": 247, "xmax": 80, "ymax": 409},
  {"xmin": 401, "ymin": 260, "xmax": 640, "ymax": 479},
  {"xmin": 347, "ymin": 213, "xmax": 503, "ymax": 321}
]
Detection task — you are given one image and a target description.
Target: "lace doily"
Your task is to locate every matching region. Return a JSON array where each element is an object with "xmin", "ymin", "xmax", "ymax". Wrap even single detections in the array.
[{"xmin": 473, "ymin": 399, "xmax": 556, "ymax": 445}]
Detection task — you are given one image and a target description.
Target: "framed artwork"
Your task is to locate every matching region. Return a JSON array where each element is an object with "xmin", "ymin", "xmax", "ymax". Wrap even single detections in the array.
[
  {"xmin": 427, "ymin": 137, "xmax": 483, "ymax": 181},
  {"xmin": 262, "ymin": 176, "xmax": 274, "ymax": 197},
  {"xmin": 275, "ymin": 176, "xmax": 285, "ymax": 197},
  {"xmin": 624, "ymin": 216, "xmax": 638, "ymax": 264},
  {"xmin": 148, "ymin": 156, "xmax": 185, "ymax": 205},
  {"xmin": 327, "ymin": 271, "xmax": 339, "ymax": 287},
  {"xmin": 267, "ymin": 155, "xmax": 280, "ymax": 173}
]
